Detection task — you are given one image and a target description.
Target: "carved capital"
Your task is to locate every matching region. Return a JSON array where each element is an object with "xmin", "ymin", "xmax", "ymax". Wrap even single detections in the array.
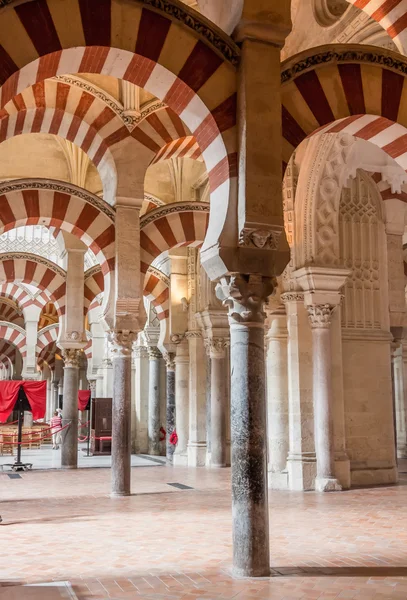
[
  {"xmin": 109, "ymin": 330, "xmax": 137, "ymax": 358},
  {"xmin": 204, "ymin": 336, "xmax": 230, "ymax": 359},
  {"xmin": 132, "ymin": 345, "xmax": 148, "ymax": 360},
  {"xmin": 148, "ymin": 346, "xmax": 162, "ymax": 360},
  {"xmin": 307, "ymin": 304, "xmax": 335, "ymax": 329},
  {"xmin": 89, "ymin": 380, "xmax": 96, "ymax": 394},
  {"xmin": 164, "ymin": 352, "xmax": 176, "ymax": 371},
  {"xmin": 216, "ymin": 273, "xmax": 275, "ymax": 325},
  {"xmin": 170, "ymin": 333, "xmax": 185, "ymax": 345},
  {"xmin": 62, "ymin": 348, "xmax": 81, "ymax": 368},
  {"xmin": 239, "ymin": 226, "xmax": 283, "ymax": 250}
]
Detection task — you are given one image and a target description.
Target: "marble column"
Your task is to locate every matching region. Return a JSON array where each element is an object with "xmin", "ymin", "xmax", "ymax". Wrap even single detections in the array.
[
  {"xmin": 206, "ymin": 337, "xmax": 228, "ymax": 468},
  {"xmin": 266, "ymin": 306, "xmax": 289, "ymax": 488},
  {"xmin": 205, "ymin": 354, "xmax": 212, "ymax": 466},
  {"xmin": 52, "ymin": 381, "xmax": 59, "ymax": 413},
  {"xmin": 110, "ymin": 331, "xmax": 135, "ymax": 497},
  {"xmin": 187, "ymin": 331, "xmax": 207, "ymax": 467},
  {"xmin": 173, "ymin": 339, "xmax": 189, "ymax": 466},
  {"xmin": 165, "ymin": 353, "xmax": 176, "ymax": 464},
  {"xmin": 307, "ymin": 305, "xmax": 341, "ymax": 492},
  {"xmin": 61, "ymin": 349, "xmax": 80, "ymax": 469},
  {"xmin": 395, "ymin": 342, "xmax": 407, "ymax": 458},
  {"xmin": 216, "ymin": 274, "xmax": 272, "ymax": 578},
  {"xmin": 148, "ymin": 346, "xmax": 162, "ymax": 455}
]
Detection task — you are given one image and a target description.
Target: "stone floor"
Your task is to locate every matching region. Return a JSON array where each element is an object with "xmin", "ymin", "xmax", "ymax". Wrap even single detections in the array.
[{"xmin": 1, "ymin": 460, "xmax": 407, "ymax": 599}]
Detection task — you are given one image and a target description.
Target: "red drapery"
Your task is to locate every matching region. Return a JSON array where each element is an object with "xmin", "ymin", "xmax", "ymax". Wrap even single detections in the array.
[
  {"xmin": 0, "ymin": 380, "xmax": 46, "ymax": 422},
  {"xmin": 78, "ymin": 390, "xmax": 91, "ymax": 411}
]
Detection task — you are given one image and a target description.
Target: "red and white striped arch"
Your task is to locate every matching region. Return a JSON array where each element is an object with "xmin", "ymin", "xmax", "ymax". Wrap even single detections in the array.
[
  {"xmin": 144, "ymin": 266, "xmax": 170, "ymax": 321},
  {"xmin": 84, "ymin": 266, "xmax": 104, "ymax": 313},
  {"xmin": 140, "ymin": 203, "xmax": 209, "ymax": 273},
  {"xmin": 0, "ymin": 321, "xmax": 27, "ymax": 358},
  {"xmin": 150, "ymin": 136, "xmax": 202, "ymax": 166},
  {"xmin": 0, "ymin": 300, "xmax": 24, "ymax": 326},
  {"xmin": 36, "ymin": 324, "xmax": 58, "ymax": 355},
  {"xmin": 0, "ymin": 46, "xmax": 236, "ymax": 239},
  {"xmin": 0, "ymin": 253, "xmax": 66, "ymax": 316},
  {"xmin": 346, "ymin": 0, "xmax": 407, "ymax": 55},
  {"xmin": 0, "ymin": 180, "xmax": 115, "ymax": 279},
  {"xmin": 0, "ymin": 283, "xmax": 48, "ymax": 312}
]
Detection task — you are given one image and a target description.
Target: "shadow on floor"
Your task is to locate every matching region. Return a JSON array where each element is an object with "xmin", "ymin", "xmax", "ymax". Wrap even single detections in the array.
[{"xmin": 270, "ymin": 566, "xmax": 407, "ymax": 577}]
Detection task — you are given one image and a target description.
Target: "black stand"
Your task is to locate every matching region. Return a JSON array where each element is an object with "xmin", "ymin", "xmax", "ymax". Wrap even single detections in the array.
[{"xmin": 4, "ymin": 386, "xmax": 33, "ymax": 472}]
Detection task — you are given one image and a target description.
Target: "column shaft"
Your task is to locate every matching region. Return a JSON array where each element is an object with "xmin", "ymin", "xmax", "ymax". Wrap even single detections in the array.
[
  {"xmin": 61, "ymin": 350, "xmax": 80, "ymax": 469},
  {"xmin": 210, "ymin": 355, "xmax": 227, "ymax": 467},
  {"xmin": 173, "ymin": 341, "xmax": 189, "ymax": 466},
  {"xmin": 148, "ymin": 349, "xmax": 161, "ymax": 455},
  {"xmin": 111, "ymin": 353, "xmax": 132, "ymax": 496},
  {"xmin": 165, "ymin": 355, "xmax": 176, "ymax": 463}
]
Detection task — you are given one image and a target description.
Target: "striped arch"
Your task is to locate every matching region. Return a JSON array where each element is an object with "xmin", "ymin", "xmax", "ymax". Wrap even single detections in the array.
[
  {"xmin": 346, "ymin": 1, "xmax": 407, "ymax": 55},
  {"xmin": 140, "ymin": 203, "xmax": 209, "ymax": 272},
  {"xmin": 0, "ymin": 1, "xmax": 238, "ymax": 253},
  {"xmin": 150, "ymin": 136, "xmax": 203, "ymax": 166},
  {"xmin": 281, "ymin": 46, "xmax": 407, "ymax": 171},
  {"xmin": 0, "ymin": 299, "xmax": 24, "ymax": 326},
  {"xmin": 0, "ymin": 179, "xmax": 115, "ymax": 280},
  {"xmin": 84, "ymin": 266, "xmax": 104, "ymax": 312},
  {"xmin": 38, "ymin": 302, "xmax": 58, "ymax": 330},
  {"xmin": 0, "ymin": 321, "xmax": 27, "ymax": 358},
  {"xmin": 0, "ymin": 283, "xmax": 48, "ymax": 312},
  {"xmin": 0, "ymin": 253, "xmax": 66, "ymax": 316},
  {"xmin": 36, "ymin": 324, "xmax": 58, "ymax": 355},
  {"xmin": 37, "ymin": 337, "xmax": 57, "ymax": 371},
  {"xmin": 144, "ymin": 266, "xmax": 170, "ymax": 321}
]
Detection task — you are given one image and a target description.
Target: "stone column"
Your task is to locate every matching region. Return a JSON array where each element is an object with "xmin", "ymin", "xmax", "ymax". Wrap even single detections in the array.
[
  {"xmin": 206, "ymin": 337, "xmax": 229, "ymax": 468},
  {"xmin": 110, "ymin": 331, "xmax": 135, "ymax": 497},
  {"xmin": 307, "ymin": 304, "xmax": 341, "ymax": 492},
  {"xmin": 187, "ymin": 331, "xmax": 207, "ymax": 467},
  {"xmin": 148, "ymin": 346, "xmax": 162, "ymax": 455},
  {"xmin": 61, "ymin": 349, "xmax": 80, "ymax": 469},
  {"xmin": 216, "ymin": 274, "xmax": 272, "ymax": 578},
  {"xmin": 395, "ymin": 342, "xmax": 407, "ymax": 458},
  {"xmin": 173, "ymin": 338, "xmax": 189, "ymax": 466},
  {"xmin": 133, "ymin": 345, "xmax": 149, "ymax": 453},
  {"xmin": 265, "ymin": 305, "xmax": 289, "ymax": 488},
  {"xmin": 205, "ymin": 354, "xmax": 212, "ymax": 466},
  {"xmin": 52, "ymin": 381, "xmax": 59, "ymax": 413},
  {"xmin": 165, "ymin": 352, "xmax": 176, "ymax": 463}
]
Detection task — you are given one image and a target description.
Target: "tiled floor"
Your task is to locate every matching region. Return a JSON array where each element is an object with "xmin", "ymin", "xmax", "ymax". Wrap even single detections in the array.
[{"xmin": 1, "ymin": 457, "xmax": 407, "ymax": 599}]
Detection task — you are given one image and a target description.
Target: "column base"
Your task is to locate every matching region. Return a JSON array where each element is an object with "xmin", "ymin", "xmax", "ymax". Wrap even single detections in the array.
[
  {"xmin": 205, "ymin": 451, "xmax": 212, "ymax": 467},
  {"xmin": 287, "ymin": 453, "xmax": 316, "ymax": 491},
  {"xmin": 110, "ymin": 491, "xmax": 131, "ymax": 498},
  {"xmin": 187, "ymin": 442, "xmax": 206, "ymax": 467},
  {"xmin": 173, "ymin": 452, "xmax": 188, "ymax": 467},
  {"xmin": 61, "ymin": 465, "xmax": 77, "ymax": 470},
  {"xmin": 315, "ymin": 477, "xmax": 342, "ymax": 492},
  {"xmin": 268, "ymin": 470, "xmax": 289, "ymax": 490},
  {"xmin": 232, "ymin": 566, "xmax": 271, "ymax": 579}
]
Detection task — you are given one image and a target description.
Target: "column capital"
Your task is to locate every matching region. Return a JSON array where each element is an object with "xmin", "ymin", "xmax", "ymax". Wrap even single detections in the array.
[
  {"xmin": 294, "ymin": 266, "xmax": 349, "ymax": 307},
  {"xmin": 204, "ymin": 336, "xmax": 230, "ymax": 359},
  {"xmin": 216, "ymin": 273, "xmax": 274, "ymax": 326},
  {"xmin": 148, "ymin": 346, "xmax": 162, "ymax": 360},
  {"xmin": 307, "ymin": 304, "xmax": 336, "ymax": 329},
  {"xmin": 163, "ymin": 352, "xmax": 175, "ymax": 371},
  {"xmin": 109, "ymin": 330, "xmax": 137, "ymax": 358},
  {"xmin": 62, "ymin": 348, "xmax": 81, "ymax": 368}
]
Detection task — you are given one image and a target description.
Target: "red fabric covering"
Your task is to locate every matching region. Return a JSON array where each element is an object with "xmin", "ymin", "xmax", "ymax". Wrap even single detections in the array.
[
  {"xmin": 78, "ymin": 390, "xmax": 91, "ymax": 411},
  {"xmin": 0, "ymin": 380, "xmax": 46, "ymax": 422}
]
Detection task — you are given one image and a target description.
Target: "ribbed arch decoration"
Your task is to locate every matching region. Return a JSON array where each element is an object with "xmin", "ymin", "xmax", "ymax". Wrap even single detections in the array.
[
  {"xmin": 281, "ymin": 45, "xmax": 407, "ymax": 171},
  {"xmin": 140, "ymin": 202, "xmax": 209, "ymax": 273},
  {"xmin": 346, "ymin": 0, "xmax": 407, "ymax": 55},
  {"xmin": 0, "ymin": 0, "xmax": 238, "ymax": 220}
]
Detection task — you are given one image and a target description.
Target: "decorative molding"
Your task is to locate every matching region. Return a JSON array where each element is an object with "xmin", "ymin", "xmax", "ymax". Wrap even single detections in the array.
[
  {"xmin": 140, "ymin": 201, "xmax": 209, "ymax": 228},
  {"xmin": 185, "ymin": 330, "xmax": 202, "ymax": 339},
  {"xmin": 0, "ymin": 320, "xmax": 25, "ymax": 336},
  {"xmin": 281, "ymin": 45, "xmax": 407, "ymax": 85},
  {"xmin": 55, "ymin": 75, "xmax": 166, "ymax": 131},
  {"xmin": 84, "ymin": 265, "xmax": 102, "ymax": 281},
  {"xmin": 0, "ymin": 252, "xmax": 66, "ymax": 279},
  {"xmin": 146, "ymin": 265, "xmax": 170, "ymax": 287},
  {"xmin": 62, "ymin": 348, "xmax": 81, "ymax": 368},
  {"xmin": 239, "ymin": 227, "xmax": 283, "ymax": 250},
  {"xmin": 281, "ymin": 292, "xmax": 304, "ymax": 303},
  {"xmin": 144, "ymin": 193, "xmax": 165, "ymax": 207},
  {"xmin": 0, "ymin": 179, "xmax": 115, "ymax": 222},
  {"xmin": 307, "ymin": 304, "xmax": 335, "ymax": 329},
  {"xmin": 132, "ymin": 345, "xmax": 149, "ymax": 359}
]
